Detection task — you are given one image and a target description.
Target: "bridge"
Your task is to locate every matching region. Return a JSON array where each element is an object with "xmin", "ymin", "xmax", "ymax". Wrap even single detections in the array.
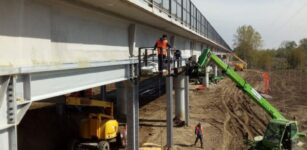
[{"xmin": 0, "ymin": 0, "xmax": 231, "ymax": 150}]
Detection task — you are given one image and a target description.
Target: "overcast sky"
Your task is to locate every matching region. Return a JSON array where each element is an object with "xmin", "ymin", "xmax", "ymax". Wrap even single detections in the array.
[{"xmin": 193, "ymin": 0, "xmax": 307, "ymax": 49}]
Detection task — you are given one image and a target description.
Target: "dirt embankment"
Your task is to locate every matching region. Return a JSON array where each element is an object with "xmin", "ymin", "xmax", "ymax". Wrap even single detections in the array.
[
  {"xmin": 139, "ymin": 70, "xmax": 307, "ymax": 150},
  {"xmin": 270, "ymin": 70, "xmax": 307, "ymax": 149},
  {"xmin": 139, "ymin": 71, "xmax": 269, "ymax": 150}
]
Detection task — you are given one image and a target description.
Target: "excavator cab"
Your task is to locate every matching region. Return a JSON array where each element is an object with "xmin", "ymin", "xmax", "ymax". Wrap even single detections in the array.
[{"xmin": 253, "ymin": 120, "xmax": 303, "ymax": 150}]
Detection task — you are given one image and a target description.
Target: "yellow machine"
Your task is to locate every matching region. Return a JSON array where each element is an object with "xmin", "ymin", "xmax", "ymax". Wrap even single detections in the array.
[
  {"xmin": 234, "ymin": 63, "xmax": 244, "ymax": 71},
  {"xmin": 231, "ymin": 53, "xmax": 247, "ymax": 71},
  {"xmin": 66, "ymin": 97, "xmax": 120, "ymax": 150}
]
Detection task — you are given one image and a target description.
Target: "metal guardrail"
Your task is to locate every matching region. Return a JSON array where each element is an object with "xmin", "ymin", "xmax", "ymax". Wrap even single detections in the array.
[
  {"xmin": 138, "ymin": 47, "xmax": 155, "ymax": 77},
  {"xmin": 139, "ymin": 0, "xmax": 231, "ymax": 50},
  {"xmin": 138, "ymin": 47, "xmax": 186, "ymax": 77}
]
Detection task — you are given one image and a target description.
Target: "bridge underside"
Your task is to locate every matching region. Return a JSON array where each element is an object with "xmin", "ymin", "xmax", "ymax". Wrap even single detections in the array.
[{"xmin": 0, "ymin": 60, "xmax": 138, "ymax": 150}]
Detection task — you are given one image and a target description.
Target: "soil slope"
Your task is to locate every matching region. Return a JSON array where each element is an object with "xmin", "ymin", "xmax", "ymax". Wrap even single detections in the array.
[{"xmin": 139, "ymin": 70, "xmax": 307, "ymax": 150}]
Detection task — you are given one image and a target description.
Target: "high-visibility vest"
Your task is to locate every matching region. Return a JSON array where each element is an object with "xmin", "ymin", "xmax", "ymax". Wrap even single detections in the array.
[{"xmin": 156, "ymin": 39, "xmax": 168, "ymax": 56}]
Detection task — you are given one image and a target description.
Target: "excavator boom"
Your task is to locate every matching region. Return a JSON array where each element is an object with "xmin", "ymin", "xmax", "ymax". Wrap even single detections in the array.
[
  {"xmin": 231, "ymin": 53, "xmax": 248, "ymax": 67},
  {"xmin": 198, "ymin": 48, "xmax": 285, "ymax": 120},
  {"xmin": 197, "ymin": 48, "xmax": 305, "ymax": 149}
]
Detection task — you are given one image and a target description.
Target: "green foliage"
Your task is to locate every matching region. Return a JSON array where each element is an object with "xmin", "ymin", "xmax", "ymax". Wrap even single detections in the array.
[
  {"xmin": 280, "ymin": 41, "xmax": 297, "ymax": 50},
  {"xmin": 233, "ymin": 25, "xmax": 306, "ymax": 71},
  {"xmin": 299, "ymin": 38, "xmax": 307, "ymax": 50},
  {"xmin": 255, "ymin": 50, "xmax": 273, "ymax": 71},
  {"xmin": 287, "ymin": 47, "xmax": 305, "ymax": 69},
  {"xmin": 233, "ymin": 25, "xmax": 263, "ymax": 66}
]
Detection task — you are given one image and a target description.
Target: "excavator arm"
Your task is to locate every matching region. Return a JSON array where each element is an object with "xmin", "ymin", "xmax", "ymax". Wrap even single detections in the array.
[
  {"xmin": 198, "ymin": 48, "xmax": 285, "ymax": 120},
  {"xmin": 197, "ymin": 48, "xmax": 306, "ymax": 149},
  {"xmin": 231, "ymin": 53, "xmax": 248, "ymax": 68}
]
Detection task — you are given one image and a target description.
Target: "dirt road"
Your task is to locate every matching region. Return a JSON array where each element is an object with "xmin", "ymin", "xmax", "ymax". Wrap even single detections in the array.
[{"xmin": 139, "ymin": 70, "xmax": 307, "ymax": 150}]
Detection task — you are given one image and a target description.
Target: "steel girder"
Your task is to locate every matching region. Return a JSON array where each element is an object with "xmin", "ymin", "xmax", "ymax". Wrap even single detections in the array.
[{"xmin": 0, "ymin": 59, "xmax": 138, "ymax": 150}]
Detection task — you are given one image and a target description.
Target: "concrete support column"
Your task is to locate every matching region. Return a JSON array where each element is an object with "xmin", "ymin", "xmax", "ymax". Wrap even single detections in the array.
[
  {"xmin": 116, "ymin": 82, "xmax": 128, "ymax": 120},
  {"xmin": 184, "ymin": 75, "xmax": 189, "ymax": 126},
  {"xmin": 166, "ymin": 46, "xmax": 173, "ymax": 148},
  {"xmin": 100, "ymin": 85, "xmax": 106, "ymax": 100},
  {"xmin": 166, "ymin": 75, "xmax": 173, "ymax": 148},
  {"xmin": 174, "ymin": 74, "xmax": 185, "ymax": 120},
  {"xmin": 56, "ymin": 103, "xmax": 64, "ymax": 115},
  {"xmin": 205, "ymin": 67, "xmax": 210, "ymax": 87},
  {"xmin": 9, "ymin": 126, "xmax": 18, "ymax": 150},
  {"xmin": 214, "ymin": 65, "xmax": 218, "ymax": 77},
  {"xmin": 126, "ymin": 79, "xmax": 139, "ymax": 150}
]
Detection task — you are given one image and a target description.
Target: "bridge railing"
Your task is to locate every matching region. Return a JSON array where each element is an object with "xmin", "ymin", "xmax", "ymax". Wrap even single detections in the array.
[
  {"xmin": 138, "ymin": 47, "xmax": 187, "ymax": 77},
  {"xmin": 139, "ymin": 0, "xmax": 230, "ymax": 50}
]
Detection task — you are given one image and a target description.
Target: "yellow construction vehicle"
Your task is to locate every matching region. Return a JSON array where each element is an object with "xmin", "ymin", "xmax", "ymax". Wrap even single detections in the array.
[
  {"xmin": 66, "ymin": 96, "xmax": 121, "ymax": 150},
  {"xmin": 234, "ymin": 63, "xmax": 244, "ymax": 71},
  {"xmin": 231, "ymin": 53, "xmax": 247, "ymax": 71}
]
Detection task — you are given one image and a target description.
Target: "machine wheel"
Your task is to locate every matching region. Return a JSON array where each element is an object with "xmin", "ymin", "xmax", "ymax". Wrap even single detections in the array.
[
  {"xmin": 98, "ymin": 141, "xmax": 110, "ymax": 150},
  {"xmin": 67, "ymin": 139, "xmax": 80, "ymax": 150}
]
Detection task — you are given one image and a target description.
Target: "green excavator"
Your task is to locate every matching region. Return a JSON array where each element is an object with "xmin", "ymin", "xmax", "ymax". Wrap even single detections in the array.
[{"xmin": 197, "ymin": 48, "xmax": 306, "ymax": 150}]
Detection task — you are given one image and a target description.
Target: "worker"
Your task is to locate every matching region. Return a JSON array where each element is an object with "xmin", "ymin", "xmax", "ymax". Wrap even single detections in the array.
[
  {"xmin": 193, "ymin": 122, "xmax": 204, "ymax": 148},
  {"xmin": 174, "ymin": 49, "xmax": 182, "ymax": 67},
  {"xmin": 262, "ymin": 72, "xmax": 270, "ymax": 94},
  {"xmin": 154, "ymin": 34, "xmax": 172, "ymax": 74}
]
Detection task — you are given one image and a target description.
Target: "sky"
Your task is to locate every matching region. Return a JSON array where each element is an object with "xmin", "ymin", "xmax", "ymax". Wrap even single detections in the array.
[{"xmin": 193, "ymin": 0, "xmax": 307, "ymax": 49}]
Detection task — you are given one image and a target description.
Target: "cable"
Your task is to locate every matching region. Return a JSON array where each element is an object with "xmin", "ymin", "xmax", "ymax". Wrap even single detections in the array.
[{"xmin": 274, "ymin": 1, "xmax": 307, "ymax": 32}]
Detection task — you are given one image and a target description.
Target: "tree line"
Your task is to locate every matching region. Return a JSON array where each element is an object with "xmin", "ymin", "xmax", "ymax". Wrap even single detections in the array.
[{"xmin": 233, "ymin": 25, "xmax": 307, "ymax": 71}]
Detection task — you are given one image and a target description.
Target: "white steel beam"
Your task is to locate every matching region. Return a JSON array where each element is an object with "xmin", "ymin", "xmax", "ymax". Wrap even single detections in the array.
[{"xmin": 12, "ymin": 60, "xmax": 137, "ymax": 103}]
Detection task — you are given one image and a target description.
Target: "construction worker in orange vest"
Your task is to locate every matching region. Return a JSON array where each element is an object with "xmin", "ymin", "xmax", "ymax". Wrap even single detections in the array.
[
  {"xmin": 193, "ymin": 122, "xmax": 204, "ymax": 148},
  {"xmin": 154, "ymin": 34, "xmax": 172, "ymax": 73}
]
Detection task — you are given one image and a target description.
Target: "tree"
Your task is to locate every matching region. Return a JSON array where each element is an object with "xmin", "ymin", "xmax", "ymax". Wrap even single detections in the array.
[
  {"xmin": 233, "ymin": 25, "xmax": 263, "ymax": 67},
  {"xmin": 299, "ymin": 38, "xmax": 307, "ymax": 50},
  {"xmin": 275, "ymin": 41, "xmax": 297, "ymax": 58},
  {"xmin": 256, "ymin": 51, "xmax": 273, "ymax": 71},
  {"xmin": 287, "ymin": 47, "xmax": 305, "ymax": 69},
  {"xmin": 280, "ymin": 41, "xmax": 297, "ymax": 50}
]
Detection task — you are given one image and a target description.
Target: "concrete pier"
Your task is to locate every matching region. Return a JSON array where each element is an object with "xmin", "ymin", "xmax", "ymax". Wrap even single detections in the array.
[
  {"xmin": 184, "ymin": 75, "xmax": 190, "ymax": 126},
  {"xmin": 214, "ymin": 65, "xmax": 218, "ymax": 77},
  {"xmin": 116, "ymin": 81, "xmax": 128, "ymax": 120},
  {"xmin": 166, "ymin": 76, "xmax": 173, "ymax": 148},
  {"xmin": 175, "ymin": 74, "xmax": 185, "ymax": 120},
  {"xmin": 100, "ymin": 85, "xmax": 106, "ymax": 100},
  {"xmin": 205, "ymin": 67, "xmax": 210, "ymax": 87},
  {"xmin": 126, "ymin": 79, "xmax": 139, "ymax": 150}
]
